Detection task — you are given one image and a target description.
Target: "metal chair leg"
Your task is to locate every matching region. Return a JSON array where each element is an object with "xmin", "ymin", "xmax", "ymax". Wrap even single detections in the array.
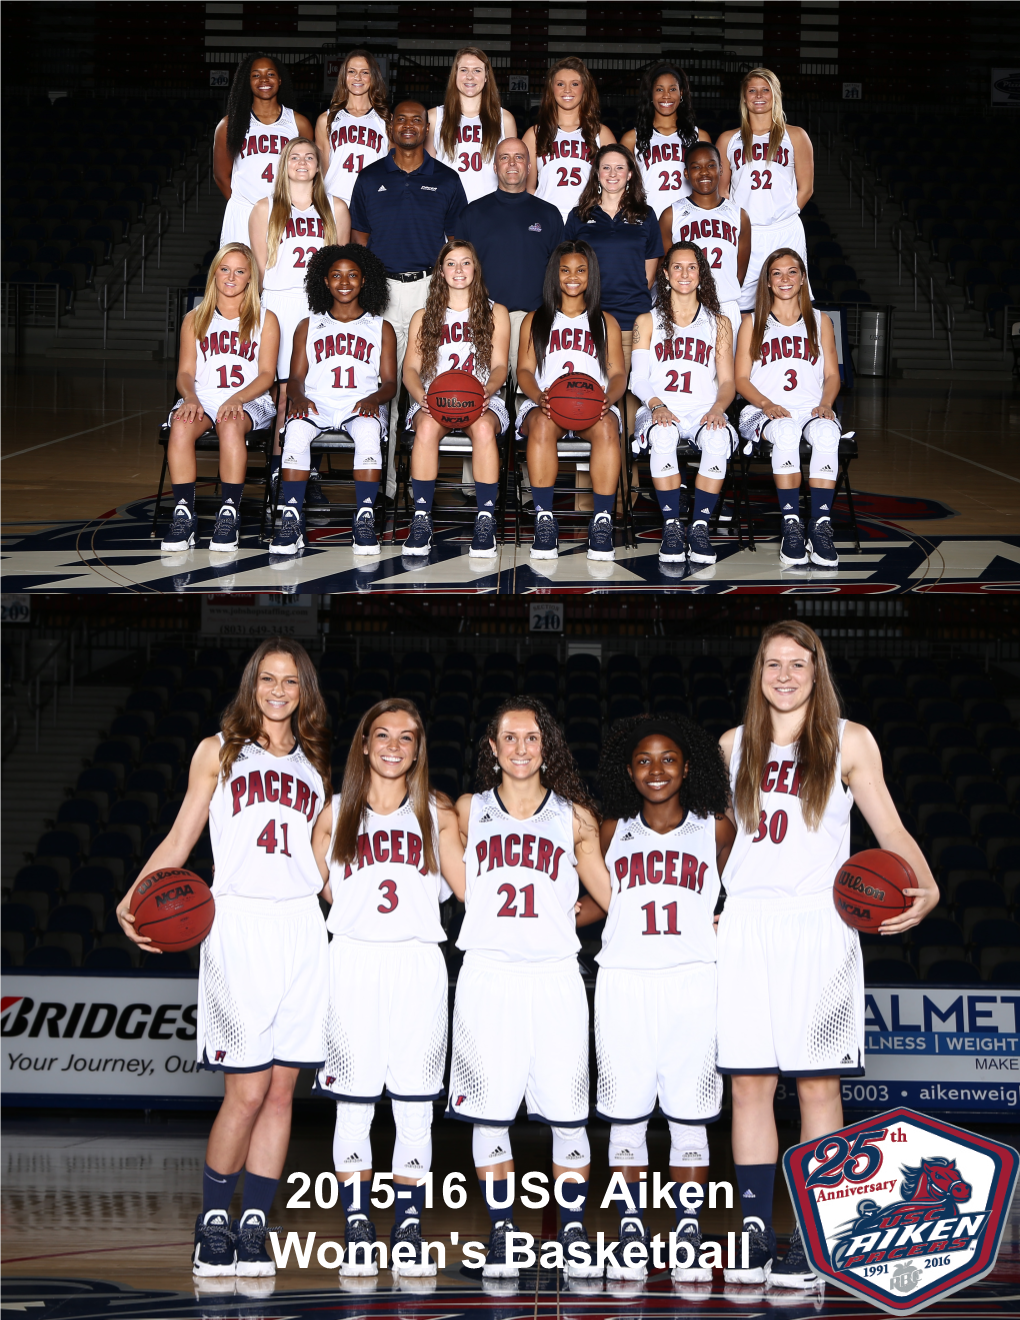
[{"xmin": 839, "ymin": 457, "xmax": 861, "ymax": 553}]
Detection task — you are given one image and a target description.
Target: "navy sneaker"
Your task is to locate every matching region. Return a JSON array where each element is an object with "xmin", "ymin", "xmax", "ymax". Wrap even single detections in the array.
[
  {"xmin": 210, "ymin": 504, "xmax": 239, "ymax": 552},
  {"xmin": 723, "ymin": 1216, "xmax": 775, "ymax": 1284},
  {"xmin": 778, "ymin": 516, "xmax": 808, "ymax": 567},
  {"xmin": 233, "ymin": 1209, "xmax": 275, "ymax": 1278},
  {"xmin": 670, "ymin": 1219, "xmax": 712, "ymax": 1283},
  {"xmin": 559, "ymin": 1222, "xmax": 602, "ymax": 1279},
  {"xmin": 352, "ymin": 506, "xmax": 380, "ymax": 556},
  {"xmin": 606, "ymin": 1216, "xmax": 649, "ymax": 1281},
  {"xmin": 530, "ymin": 512, "xmax": 559, "ymax": 559},
  {"xmin": 807, "ymin": 517, "xmax": 839, "ymax": 568},
  {"xmin": 586, "ymin": 511, "xmax": 615, "ymax": 562},
  {"xmin": 269, "ymin": 508, "xmax": 305, "ymax": 555},
  {"xmin": 769, "ymin": 1225, "xmax": 818, "ymax": 1289},
  {"xmin": 483, "ymin": 1218, "xmax": 518, "ymax": 1278},
  {"xmin": 659, "ymin": 519, "xmax": 687, "ymax": 562},
  {"xmin": 403, "ymin": 511, "xmax": 433, "ymax": 556},
  {"xmin": 687, "ymin": 520, "xmax": 717, "ymax": 565},
  {"xmin": 193, "ymin": 1210, "xmax": 235, "ymax": 1277},
  {"xmin": 470, "ymin": 510, "xmax": 497, "ymax": 557},
  {"xmin": 342, "ymin": 1215, "xmax": 379, "ymax": 1277},
  {"xmin": 390, "ymin": 1216, "xmax": 437, "ymax": 1277},
  {"xmin": 162, "ymin": 503, "xmax": 196, "ymax": 552}
]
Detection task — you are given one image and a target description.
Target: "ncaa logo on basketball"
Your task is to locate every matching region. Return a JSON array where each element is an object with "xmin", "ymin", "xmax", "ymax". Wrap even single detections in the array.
[{"xmin": 783, "ymin": 1106, "xmax": 1019, "ymax": 1314}]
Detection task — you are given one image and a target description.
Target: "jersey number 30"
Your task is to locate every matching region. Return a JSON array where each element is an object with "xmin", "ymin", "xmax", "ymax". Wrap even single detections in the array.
[{"xmin": 752, "ymin": 809, "xmax": 788, "ymax": 844}]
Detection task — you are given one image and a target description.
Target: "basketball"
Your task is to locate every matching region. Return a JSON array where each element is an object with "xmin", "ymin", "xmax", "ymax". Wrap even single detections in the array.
[
  {"xmin": 130, "ymin": 868, "xmax": 215, "ymax": 952},
  {"xmin": 546, "ymin": 372, "xmax": 605, "ymax": 431},
  {"xmin": 833, "ymin": 849, "xmax": 915, "ymax": 932},
  {"xmin": 426, "ymin": 369, "xmax": 486, "ymax": 429}
]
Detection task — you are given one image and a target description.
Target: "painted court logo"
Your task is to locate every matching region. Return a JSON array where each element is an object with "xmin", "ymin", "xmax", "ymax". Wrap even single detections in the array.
[{"xmin": 783, "ymin": 1106, "xmax": 1018, "ymax": 1314}]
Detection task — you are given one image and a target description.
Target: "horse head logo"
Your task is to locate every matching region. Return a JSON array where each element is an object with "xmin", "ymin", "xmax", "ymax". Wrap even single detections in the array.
[{"xmin": 831, "ymin": 1157, "xmax": 973, "ymax": 1270}]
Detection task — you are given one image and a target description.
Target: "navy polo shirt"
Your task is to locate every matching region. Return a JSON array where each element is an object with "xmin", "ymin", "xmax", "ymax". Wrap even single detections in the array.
[
  {"xmin": 349, "ymin": 150, "xmax": 468, "ymax": 276},
  {"xmin": 564, "ymin": 205, "xmax": 663, "ymax": 331},
  {"xmin": 459, "ymin": 189, "xmax": 565, "ymax": 311}
]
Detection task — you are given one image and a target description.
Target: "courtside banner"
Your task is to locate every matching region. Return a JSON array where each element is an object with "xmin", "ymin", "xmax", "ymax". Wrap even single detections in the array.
[{"xmin": 783, "ymin": 1106, "xmax": 1018, "ymax": 1315}]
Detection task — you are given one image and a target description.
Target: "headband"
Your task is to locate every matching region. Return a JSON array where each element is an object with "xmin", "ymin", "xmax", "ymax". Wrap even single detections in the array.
[{"xmin": 622, "ymin": 717, "xmax": 689, "ymax": 762}]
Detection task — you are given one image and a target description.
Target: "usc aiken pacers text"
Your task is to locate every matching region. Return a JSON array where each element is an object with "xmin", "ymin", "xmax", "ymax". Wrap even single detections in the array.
[{"xmin": 229, "ymin": 767, "xmax": 320, "ymax": 821}]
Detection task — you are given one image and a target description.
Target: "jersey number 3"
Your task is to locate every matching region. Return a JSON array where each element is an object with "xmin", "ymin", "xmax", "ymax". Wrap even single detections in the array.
[{"xmin": 377, "ymin": 879, "xmax": 398, "ymax": 913}]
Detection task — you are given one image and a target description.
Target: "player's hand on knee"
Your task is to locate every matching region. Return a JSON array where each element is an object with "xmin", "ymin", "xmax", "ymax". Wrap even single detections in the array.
[
  {"xmin": 762, "ymin": 402, "xmax": 791, "ymax": 420},
  {"xmin": 355, "ymin": 397, "xmax": 380, "ymax": 417},
  {"xmin": 652, "ymin": 403, "xmax": 679, "ymax": 427},
  {"xmin": 287, "ymin": 391, "xmax": 316, "ymax": 419},
  {"xmin": 538, "ymin": 390, "xmax": 553, "ymax": 419},
  {"xmin": 216, "ymin": 397, "xmax": 245, "ymax": 425},
  {"xmin": 811, "ymin": 405, "xmax": 836, "ymax": 421},
  {"xmin": 700, "ymin": 408, "xmax": 728, "ymax": 429},
  {"xmin": 415, "ymin": 395, "xmax": 432, "ymax": 417},
  {"xmin": 178, "ymin": 398, "xmax": 205, "ymax": 426},
  {"xmin": 115, "ymin": 896, "xmax": 157, "ymax": 949}
]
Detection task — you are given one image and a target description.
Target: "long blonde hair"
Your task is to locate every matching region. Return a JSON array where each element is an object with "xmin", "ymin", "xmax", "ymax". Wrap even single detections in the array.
[
  {"xmin": 266, "ymin": 138, "xmax": 338, "ymax": 269},
  {"xmin": 417, "ymin": 239, "xmax": 494, "ymax": 382},
  {"xmin": 739, "ymin": 67, "xmax": 787, "ymax": 166},
  {"xmin": 733, "ymin": 621, "xmax": 842, "ymax": 834},
  {"xmin": 327, "ymin": 48, "xmax": 390, "ymax": 123},
  {"xmin": 750, "ymin": 247, "xmax": 819, "ymax": 362},
  {"xmin": 439, "ymin": 46, "xmax": 503, "ymax": 164},
  {"xmin": 192, "ymin": 243, "xmax": 260, "ymax": 345}
]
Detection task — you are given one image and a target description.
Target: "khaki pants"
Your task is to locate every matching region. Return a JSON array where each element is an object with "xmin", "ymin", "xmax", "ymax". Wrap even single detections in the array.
[{"xmin": 385, "ymin": 276, "xmax": 430, "ymax": 497}]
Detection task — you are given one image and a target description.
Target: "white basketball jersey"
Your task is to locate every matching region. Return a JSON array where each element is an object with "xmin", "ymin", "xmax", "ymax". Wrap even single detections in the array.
[
  {"xmin": 600, "ymin": 810, "xmax": 720, "ymax": 969},
  {"xmin": 724, "ymin": 722, "xmax": 852, "ymax": 902},
  {"xmin": 193, "ymin": 310, "xmax": 266, "ymax": 415},
  {"xmin": 458, "ymin": 788, "xmax": 580, "ymax": 962},
  {"xmin": 325, "ymin": 795, "xmax": 450, "ymax": 943},
  {"xmin": 726, "ymin": 129, "xmax": 799, "ymax": 226},
  {"xmin": 636, "ymin": 128, "xmax": 699, "ymax": 216},
  {"xmin": 303, "ymin": 310, "xmax": 385, "ymax": 414},
  {"xmin": 230, "ymin": 107, "xmax": 300, "ymax": 206},
  {"xmin": 425, "ymin": 304, "xmax": 493, "ymax": 383},
  {"xmin": 208, "ymin": 735, "xmax": 324, "ymax": 902},
  {"xmin": 263, "ymin": 204, "xmax": 329, "ymax": 293},
  {"xmin": 323, "ymin": 107, "xmax": 389, "ymax": 205},
  {"xmin": 534, "ymin": 309, "xmax": 607, "ymax": 392},
  {"xmin": 644, "ymin": 304, "xmax": 720, "ymax": 414},
  {"xmin": 432, "ymin": 108, "xmax": 498, "ymax": 203},
  {"xmin": 749, "ymin": 313, "xmax": 824, "ymax": 410},
  {"xmin": 535, "ymin": 128, "xmax": 600, "ymax": 220},
  {"xmin": 670, "ymin": 197, "xmax": 743, "ymax": 304}
]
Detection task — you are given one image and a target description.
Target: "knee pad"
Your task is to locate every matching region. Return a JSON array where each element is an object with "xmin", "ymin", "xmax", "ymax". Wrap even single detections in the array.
[
  {"xmin": 803, "ymin": 416, "xmax": 841, "ymax": 480},
  {"xmin": 551, "ymin": 1126, "xmax": 590, "ymax": 1168},
  {"xmin": 333, "ymin": 1101, "xmax": 374, "ymax": 1173},
  {"xmin": 281, "ymin": 416, "xmax": 316, "ymax": 471},
  {"xmin": 668, "ymin": 1122, "xmax": 710, "ymax": 1168},
  {"xmin": 472, "ymin": 1124, "xmax": 512, "ymax": 1168},
  {"xmin": 347, "ymin": 413, "xmax": 383, "ymax": 470},
  {"xmin": 391, "ymin": 1100, "xmax": 433, "ymax": 1178},
  {"xmin": 763, "ymin": 416, "xmax": 802, "ymax": 475},
  {"xmin": 694, "ymin": 423, "xmax": 738, "ymax": 481},
  {"xmin": 648, "ymin": 422, "xmax": 681, "ymax": 480},
  {"xmin": 609, "ymin": 1121, "xmax": 649, "ymax": 1167}
]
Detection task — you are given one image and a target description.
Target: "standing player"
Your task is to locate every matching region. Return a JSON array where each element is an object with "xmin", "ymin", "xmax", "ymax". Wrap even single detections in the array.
[
  {"xmin": 716, "ymin": 69, "xmax": 814, "ymax": 312},
  {"xmin": 275, "ymin": 244, "xmax": 396, "ymax": 555},
  {"xmin": 450, "ymin": 698, "xmax": 613, "ymax": 1279},
  {"xmin": 317, "ymin": 50, "xmax": 390, "ymax": 208},
  {"xmin": 629, "ymin": 241, "xmax": 736, "ymax": 565},
  {"xmin": 577, "ymin": 714, "xmax": 733, "ymax": 1281},
  {"xmin": 735, "ymin": 249, "xmax": 840, "ymax": 570},
  {"xmin": 620, "ymin": 63, "xmax": 710, "ymax": 218},
  {"xmin": 427, "ymin": 47, "xmax": 516, "ymax": 203},
  {"xmin": 311, "ymin": 699, "xmax": 465, "ymax": 1278},
  {"xmin": 717, "ymin": 621, "xmax": 938, "ymax": 1286},
  {"xmin": 116, "ymin": 639, "xmax": 332, "ymax": 1280},
  {"xmin": 517, "ymin": 241, "xmax": 626, "ymax": 561},
  {"xmin": 160, "ymin": 243, "xmax": 279, "ymax": 554},
  {"xmin": 402, "ymin": 240, "xmax": 510, "ymax": 557},
  {"xmin": 523, "ymin": 59, "xmax": 616, "ymax": 221},
  {"xmin": 214, "ymin": 55, "xmax": 314, "ymax": 248}
]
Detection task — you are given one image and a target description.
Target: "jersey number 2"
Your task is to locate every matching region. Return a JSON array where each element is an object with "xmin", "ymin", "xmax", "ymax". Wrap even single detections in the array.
[
  {"xmin": 256, "ymin": 820, "xmax": 291, "ymax": 855},
  {"xmin": 496, "ymin": 883, "xmax": 538, "ymax": 918}
]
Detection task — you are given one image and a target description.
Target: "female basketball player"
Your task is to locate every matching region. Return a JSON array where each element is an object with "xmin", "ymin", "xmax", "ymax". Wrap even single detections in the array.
[
  {"xmin": 215, "ymin": 55, "xmax": 314, "ymax": 248},
  {"xmin": 311, "ymin": 698, "xmax": 465, "ymax": 1279},
  {"xmin": 450, "ymin": 697, "xmax": 612, "ymax": 1279},
  {"xmin": 426, "ymin": 47, "xmax": 516, "ymax": 203},
  {"xmin": 735, "ymin": 248, "xmax": 840, "ymax": 570},
  {"xmin": 116, "ymin": 638, "xmax": 332, "ymax": 1280},
  {"xmin": 523, "ymin": 59, "xmax": 616, "ymax": 221},
  {"xmin": 517, "ymin": 241, "xmax": 626, "ymax": 561},
  {"xmin": 276, "ymin": 244, "xmax": 395, "ymax": 555},
  {"xmin": 160, "ymin": 243, "xmax": 279, "ymax": 555},
  {"xmin": 620, "ymin": 63, "xmax": 711, "ymax": 218},
  {"xmin": 717, "ymin": 620, "xmax": 938, "ymax": 1287},
  {"xmin": 576, "ymin": 713, "xmax": 733, "ymax": 1282},
  {"xmin": 316, "ymin": 50, "xmax": 390, "ymax": 207},
  {"xmin": 402, "ymin": 240, "xmax": 510, "ymax": 557},
  {"xmin": 629, "ymin": 241, "xmax": 736, "ymax": 565},
  {"xmin": 716, "ymin": 69, "xmax": 814, "ymax": 311}
]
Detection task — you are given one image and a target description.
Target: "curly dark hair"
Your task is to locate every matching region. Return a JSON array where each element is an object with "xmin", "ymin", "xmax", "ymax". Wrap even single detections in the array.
[
  {"xmin": 597, "ymin": 712, "xmax": 730, "ymax": 823},
  {"xmin": 633, "ymin": 63, "xmax": 698, "ymax": 160},
  {"xmin": 474, "ymin": 697, "xmax": 599, "ymax": 817},
  {"xmin": 225, "ymin": 55, "xmax": 299, "ymax": 160},
  {"xmin": 654, "ymin": 240, "xmax": 722, "ymax": 339},
  {"xmin": 305, "ymin": 244, "xmax": 390, "ymax": 316}
]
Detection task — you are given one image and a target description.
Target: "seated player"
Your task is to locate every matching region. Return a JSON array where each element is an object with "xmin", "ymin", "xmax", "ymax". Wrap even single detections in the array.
[
  {"xmin": 402, "ymin": 239, "xmax": 511, "ymax": 557},
  {"xmin": 450, "ymin": 698, "xmax": 613, "ymax": 1279},
  {"xmin": 311, "ymin": 698, "xmax": 465, "ymax": 1279},
  {"xmin": 161, "ymin": 243, "xmax": 279, "ymax": 554},
  {"xmin": 735, "ymin": 248, "xmax": 840, "ymax": 570},
  {"xmin": 629, "ymin": 242, "xmax": 736, "ymax": 566},
  {"xmin": 517, "ymin": 241, "xmax": 626, "ymax": 561},
  {"xmin": 276, "ymin": 244, "xmax": 396, "ymax": 555}
]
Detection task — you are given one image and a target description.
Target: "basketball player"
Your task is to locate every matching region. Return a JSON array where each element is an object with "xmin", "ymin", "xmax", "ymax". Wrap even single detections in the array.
[
  {"xmin": 214, "ymin": 55, "xmax": 314, "ymax": 248},
  {"xmin": 402, "ymin": 240, "xmax": 510, "ymax": 556},
  {"xmin": 160, "ymin": 243, "xmax": 279, "ymax": 554},
  {"xmin": 620, "ymin": 64, "xmax": 710, "ymax": 218},
  {"xmin": 450, "ymin": 698, "xmax": 613, "ymax": 1278},
  {"xmin": 735, "ymin": 249, "xmax": 840, "ymax": 570},
  {"xmin": 576, "ymin": 713, "xmax": 733, "ymax": 1282},
  {"xmin": 717, "ymin": 69, "xmax": 814, "ymax": 311},
  {"xmin": 718, "ymin": 621, "xmax": 938, "ymax": 1286},
  {"xmin": 317, "ymin": 50, "xmax": 390, "ymax": 207},
  {"xmin": 629, "ymin": 242, "xmax": 736, "ymax": 566},
  {"xmin": 311, "ymin": 699, "xmax": 465, "ymax": 1278},
  {"xmin": 427, "ymin": 47, "xmax": 516, "ymax": 203},
  {"xmin": 659, "ymin": 142, "xmax": 750, "ymax": 349},
  {"xmin": 523, "ymin": 59, "xmax": 616, "ymax": 221},
  {"xmin": 116, "ymin": 639, "xmax": 332, "ymax": 1279},
  {"xmin": 276, "ymin": 244, "xmax": 395, "ymax": 555},
  {"xmin": 517, "ymin": 241, "xmax": 626, "ymax": 561}
]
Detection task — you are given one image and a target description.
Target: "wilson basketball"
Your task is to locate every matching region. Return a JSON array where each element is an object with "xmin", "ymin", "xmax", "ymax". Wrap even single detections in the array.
[
  {"xmin": 833, "ymin": 849, "xmax": 915, "ymax": 932},
  {"xmin": 426, "ymin": 369, "xmax": 485, "ymax": 429},
  {"xmin": 130, "ymin": 868, "xmax": 215, "ymax": 952},
  {"xmin": 546, "ymin": 373, "xmax": 605, "ymax": 431}
]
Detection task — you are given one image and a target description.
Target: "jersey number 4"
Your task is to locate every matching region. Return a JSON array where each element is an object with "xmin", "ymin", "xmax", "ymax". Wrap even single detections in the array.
[
  {"xmin": 752, "ymin": 809, "xmax": 788, "ymax": 844},
  {"xmin": 256, "ymin": 820, "xmax": 292, "ymax": 855},
  {"xmin": 496, "ymin": 882, "xmax": 538, "ymax": 918}
]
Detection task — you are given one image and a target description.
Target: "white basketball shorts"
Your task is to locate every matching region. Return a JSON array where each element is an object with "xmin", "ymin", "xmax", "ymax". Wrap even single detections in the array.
[
  {"xmin": 516, "ymin": 398, "xmax": 622, "ymax": 442},
  {"xmin": 716, "ymin": 891, "xmax": 865, "ymax": 1076},
  {"xmin": 596, "ymin": 962, "xmax": 722, "ymax": 1124},
  {"xmin": 314, "ymin": 935, "xmax": 448, "ymax": 1102},
  {"xmin": 220, "ymin": 194, "xmax": 257, "ymax": 250},
  {"xmin": 198, "ymin": 894, "xmax": 329, "ymax": 1072},
  {"xmin": 448, "ymin": 953, "xmax": 589, "ymax": 1126},
  {"xmin": 738, "ymin": 214, "xmax": 811, "ymax": 311},
  {"xmin": 262, "ymin": 288, "xmax": 311, "ymax": 380},
  {"xmin": 406, "ymin": 394, "xmax": 510, "ymax": 435},
  {"xmin": 168, "ymin": 395, "xmax": 275, "ymax": 432}
]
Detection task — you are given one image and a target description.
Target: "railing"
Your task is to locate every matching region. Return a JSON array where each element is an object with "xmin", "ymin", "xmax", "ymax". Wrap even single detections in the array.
[
  {"xmin": 838, "ymin": 151, "xmax": 883, "ymax": 247},
  {"xmin": 22, "ymin": 636, "xmax": 76, "ymax": 753},
  {"xmin": 1002, "ymin": 304, "xmax": 1020, "ymax": 356},
  {"xmin": 96, "ymin": 206, "xmax": 171, "ymax": 346},
  {"xmin": 176, "ymin": 143, "xmax": 215, "ymax": 233},
  {"xmin": 893, "ymin": 224, "xmax": 956, "ymax": 368},
  {"xmin": 1, "ymin": 283, "xmax": 62, "ymax": 355}
]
